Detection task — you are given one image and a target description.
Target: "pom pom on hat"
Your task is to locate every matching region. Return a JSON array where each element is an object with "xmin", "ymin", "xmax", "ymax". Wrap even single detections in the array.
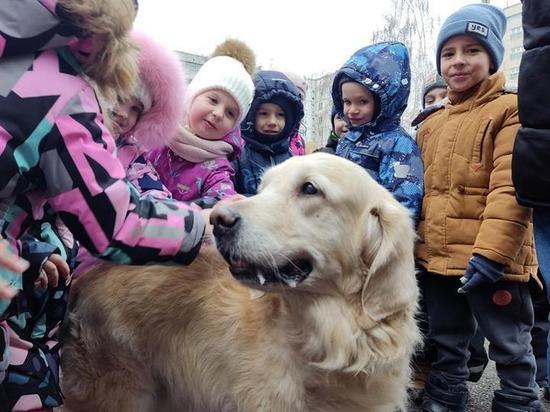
[
  {"xmin": 186, "ymin": 39, "xmax": 256, "ymax": 123},
  {"xmin": 212, "ymin": 38, "xmax": 256, "ymax": 77},
  {"xmin": 436, "ymin": 3, "xmax": 506, "ymax": 75}
]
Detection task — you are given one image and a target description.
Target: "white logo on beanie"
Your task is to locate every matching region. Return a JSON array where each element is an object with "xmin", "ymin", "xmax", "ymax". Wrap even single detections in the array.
[{"xmin": 467, "ymin": 22, "xmax": 488, "ymax": 38}]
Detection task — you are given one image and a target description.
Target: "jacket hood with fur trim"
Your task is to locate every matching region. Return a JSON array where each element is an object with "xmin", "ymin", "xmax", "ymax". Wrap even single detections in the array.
[
  {"xmin": 129, "ymin": 31, "xmax": 186, "ymax": 150},
  {"xmin": 0, "ymin": 1, "xmax": 74, "ymax": 60},
  {"xmin": 0, "ymin": 1, "xmax": 108, "ymax": 61}
]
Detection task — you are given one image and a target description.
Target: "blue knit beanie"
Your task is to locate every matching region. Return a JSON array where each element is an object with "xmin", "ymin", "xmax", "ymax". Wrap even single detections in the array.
[{"xmin": 436, "ymin": 3, "xmax": 506, "ymax": 75}]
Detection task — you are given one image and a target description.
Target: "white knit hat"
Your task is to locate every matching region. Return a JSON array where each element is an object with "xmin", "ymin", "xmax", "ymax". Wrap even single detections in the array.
[{"xmin": 185, "ymin": 56, "xmax": 255, "ymax": 124}]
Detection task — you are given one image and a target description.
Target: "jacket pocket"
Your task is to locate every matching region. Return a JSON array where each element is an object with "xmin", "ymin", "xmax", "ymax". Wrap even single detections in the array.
[
  {"xmin": 472, "ymin": 118, "xmax": 493, "ymax": 163},
  {"xmin": 349, "ymin": 147, "xmax": 381, "ymax": 175},
  {"xmin": 416, "ymin": 127, "xmax": 430, "ymax": 154}
]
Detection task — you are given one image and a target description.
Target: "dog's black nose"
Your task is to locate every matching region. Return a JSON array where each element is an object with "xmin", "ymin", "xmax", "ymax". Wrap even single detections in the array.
[{"xmin": 212, "ymin": 205, "xmax": 241, "ymax": 238}]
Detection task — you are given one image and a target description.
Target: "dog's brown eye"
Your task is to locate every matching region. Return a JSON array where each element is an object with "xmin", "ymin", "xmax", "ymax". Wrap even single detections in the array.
[{"xmin": 301, "ymin": 182, "xmax": 318, "ymax": 195}]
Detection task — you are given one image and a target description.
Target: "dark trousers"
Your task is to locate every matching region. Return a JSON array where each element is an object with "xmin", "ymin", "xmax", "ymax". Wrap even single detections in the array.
[
  {"xmin": 421, "ymin": 272, "xmax": 539, "ymax": 409},
  {"xmin": 415, "ymin": 271, "xmax": 488, "ymax": 381},
  {"xmin": 530, "ymin": 279, "xmax": 550, "ymax": 387}
]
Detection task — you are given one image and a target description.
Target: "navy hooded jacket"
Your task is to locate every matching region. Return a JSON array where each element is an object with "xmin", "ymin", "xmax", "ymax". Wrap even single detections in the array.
[{"xmin": 233, "ymin": 71, "xmax": 304, "ymax": 196}]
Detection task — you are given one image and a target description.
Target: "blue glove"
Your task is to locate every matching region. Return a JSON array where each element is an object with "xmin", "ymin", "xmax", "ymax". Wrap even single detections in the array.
[{"xmin": 457, "ymin": 254, "xmax": 504, "ymax": 294}]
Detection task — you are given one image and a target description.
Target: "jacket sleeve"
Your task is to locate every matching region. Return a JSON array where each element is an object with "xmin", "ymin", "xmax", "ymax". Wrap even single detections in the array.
[
  {"xmin": 0, "ymin": 1, "xmax": 68, "ymax": 60},
  {"xmin": 475, "ymin": 106, "xmax": 531, "ymax": 266},
  {"xmin": 512, "ymin": 0, "xmax": 550, "ymax": 207},
  {"xmin": 289, "ymin": 132, "xmax": 306, "ymax": 156},
  {"xmin": 126, "ymin": 154, "xmax": 173, "ymax": 200},
  {"xmin": 20, "ymin": 234, "xmax": 58, "ymax": 289},
  {"xmin": 43, "ymin": 111, "xmax": 204, "ymax": 265},
  {"xmin": 195, "ymin": 161, "xmax": 238, "ymax": 209},
  {"xmin": 379, "ymin": 136, "xmax": 424, "ymax": 225}
]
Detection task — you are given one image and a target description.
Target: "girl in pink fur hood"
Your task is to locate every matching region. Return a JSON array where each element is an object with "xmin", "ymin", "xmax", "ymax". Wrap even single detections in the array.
[
  {"xmin": 109, "ymin": 30, "xmax": 186, "ymax": 199},
  {"xmin": 75, "ymin": 31, "xmax": 188, "ymax": 278},
  {"xmin": 148, "ymin": 39, "xmax": 256, "ymax": 208}
]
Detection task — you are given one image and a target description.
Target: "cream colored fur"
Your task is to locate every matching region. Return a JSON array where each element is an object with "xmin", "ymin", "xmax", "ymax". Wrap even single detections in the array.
[{"xmin": 61, "ymin": 153, "xmax": 420, "ymax": 412}]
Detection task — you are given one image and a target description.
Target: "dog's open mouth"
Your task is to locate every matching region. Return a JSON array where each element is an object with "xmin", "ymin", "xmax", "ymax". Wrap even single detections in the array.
[{"xmin": 222, "ymin": 254, "xmax": 313, "ymax": 288}]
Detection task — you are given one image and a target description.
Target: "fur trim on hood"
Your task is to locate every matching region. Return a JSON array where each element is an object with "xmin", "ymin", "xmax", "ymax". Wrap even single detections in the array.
[
  {"xmin": 2, "ymin": 0, "xmax": 139, "ymax": 101},
  {"xmin": 130, "ymin": 30, "xmax": 186, "ymax": 150}
]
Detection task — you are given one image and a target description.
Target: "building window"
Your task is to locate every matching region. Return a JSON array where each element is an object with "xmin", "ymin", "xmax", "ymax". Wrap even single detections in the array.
[
  {"xmin": 508, "ymin": 12, "xmax": 521, "ymax": 24},
  {"xmin": 510, "ymin": 26, "xmax": 522, "ymax": 40},
  {"xmin": 510, "ymin": 47, "xmax": 523, "ymax": 60}
]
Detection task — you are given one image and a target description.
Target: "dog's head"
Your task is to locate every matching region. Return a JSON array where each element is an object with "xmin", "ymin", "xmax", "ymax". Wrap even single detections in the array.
[{"xmin": 213, "ymin": 153, "xmax": 417, "ymax": 323}]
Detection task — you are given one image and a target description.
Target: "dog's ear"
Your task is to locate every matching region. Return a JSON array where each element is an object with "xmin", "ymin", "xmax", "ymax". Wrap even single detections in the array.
[{"xmin": 359, "ymin": 200, "xmax": 418, "ymax": 329}]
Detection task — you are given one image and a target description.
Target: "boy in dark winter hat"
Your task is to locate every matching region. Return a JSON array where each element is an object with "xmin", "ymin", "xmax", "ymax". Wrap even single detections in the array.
[
  {"xmin": 422, "ymin": 75, "xmax": 447, "ymax": 109},
  {"xmin": 411, "ymin": 74, "xmax": 449, "ymax": 129},
  {"xmin": 416, "ymin": 4, "xmax": 542, "ymax": 412},
  {"xmin": 411, "ymin": 75, "xmax": 447, "ymax": 128},
  {"xmin": 233, "ymin": 70, "xmax": 304, "ymax": 196}
]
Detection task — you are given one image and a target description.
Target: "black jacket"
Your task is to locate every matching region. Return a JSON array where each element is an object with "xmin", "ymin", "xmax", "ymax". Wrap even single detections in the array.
[
  {"xmin": 512, "ymin": 0, "xmax": 550, "ymax": 207},
  {"xmin": 314, "ymin": 132, "xmax": 339, "ymax": 154}
]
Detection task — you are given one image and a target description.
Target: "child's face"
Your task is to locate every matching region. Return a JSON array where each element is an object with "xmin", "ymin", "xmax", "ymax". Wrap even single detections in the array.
[
  {"xmin": 341, "ymin": 82, "xmax": 376, "ymax": 127},
  {"xmin": 111, "ymin": 96, "xmax": 143, "ymax": 136},
  {"xmin": 333, "ymin": 114, "xmax": 348, "ymax": 138},
  {"xmin": 255, "ymin": 103, "xmax": 285, "ymax": 136},
  {"xmin": 424, "ymin": 87, "xmax": 447, "ymax": 107},
  {"xmin": 440, "ymin": 35, "xmax": 491, "ymax": 93},
  {"xmin": 189, "ymin": 89, "xmax": 239, "ymax": 141}
]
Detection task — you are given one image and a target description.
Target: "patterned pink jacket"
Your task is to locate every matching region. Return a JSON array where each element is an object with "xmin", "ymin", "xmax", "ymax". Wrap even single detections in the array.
[
  {"xmin": 0, "ymin": 0, "xmax": 205, "ymax": 300},
  {"xmin": 289, "ymin": 131, "xmax": 306, "ymax": 156},
  {"xmin": 149, "ymin": 128, "xmax": 244, "ymax": 208}
]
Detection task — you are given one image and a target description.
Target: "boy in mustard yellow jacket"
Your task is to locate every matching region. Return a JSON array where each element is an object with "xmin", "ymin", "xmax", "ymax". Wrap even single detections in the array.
[{"xmin": 416, "ymin": 4, "xmax": 541, "ymax": 412}]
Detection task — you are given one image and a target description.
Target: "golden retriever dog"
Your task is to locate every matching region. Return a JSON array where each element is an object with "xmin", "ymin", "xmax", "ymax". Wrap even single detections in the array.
[{"xmin": 60, "ymin": 153, "xmax": 420, "ymax": 412}]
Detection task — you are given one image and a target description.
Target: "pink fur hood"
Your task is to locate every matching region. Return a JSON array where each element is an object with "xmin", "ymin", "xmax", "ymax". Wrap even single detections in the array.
[{"xmin": 130, "ymin": 31, "xmax": 186, "ymax": 150}]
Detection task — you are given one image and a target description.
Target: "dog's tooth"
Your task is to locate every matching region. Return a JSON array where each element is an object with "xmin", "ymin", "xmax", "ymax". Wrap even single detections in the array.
[
  {"xmin": 257, "ymin": 274, "xmax": 266, "ymax": 285},
  {"xmin": 286, "ymin": 279, "xmax": 297, "ymax": 288}
]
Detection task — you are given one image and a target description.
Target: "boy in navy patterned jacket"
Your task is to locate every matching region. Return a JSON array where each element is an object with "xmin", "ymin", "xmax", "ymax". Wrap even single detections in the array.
[{"xmin": 331, "ymin": 42, "xmax": 423, "ymax": 224}]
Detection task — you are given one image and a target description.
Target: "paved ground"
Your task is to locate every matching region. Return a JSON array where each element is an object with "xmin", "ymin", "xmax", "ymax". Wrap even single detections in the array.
[
  {"xmin": 408, "ymin": 359, "xmax": 550, "ymax": 411},
  {"xmin": 464, "ymin": 359, "xmax": 499, "ymax": 412}
]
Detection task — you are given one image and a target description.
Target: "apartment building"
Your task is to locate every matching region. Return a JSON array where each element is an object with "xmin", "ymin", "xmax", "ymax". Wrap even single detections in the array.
[
  {"xmin": 302, "ymin": 73, "xmax": 335, "ymax": 152},
  {"xmin": 174, "ymin": 51, "xmax": 207, "ymax": 83},
  {"xmin": 502, "ymin": 1, "xmax": 523, "ymax": 87}
]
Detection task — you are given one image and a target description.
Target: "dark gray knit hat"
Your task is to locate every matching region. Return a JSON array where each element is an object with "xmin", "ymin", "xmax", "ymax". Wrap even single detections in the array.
[{"xmin": 422, "ymin": 75, "xmax": 447, "ymax": 108}]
